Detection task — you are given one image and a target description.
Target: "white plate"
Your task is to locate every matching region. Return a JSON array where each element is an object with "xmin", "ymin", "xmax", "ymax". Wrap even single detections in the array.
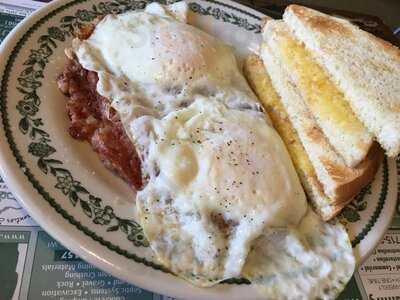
[{"xmin": 0, "ymin": 0, "xmax": 397, "ymax": 299}]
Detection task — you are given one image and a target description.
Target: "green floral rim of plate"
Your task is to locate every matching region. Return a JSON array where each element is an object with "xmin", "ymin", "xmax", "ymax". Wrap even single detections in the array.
[
  {"xmin": 0, "ymin": 0, "xmax": 389, "ymax": 284},
  {"xmin": 348, "ymin": 157, "xmax": 388, "ymax": 248}
]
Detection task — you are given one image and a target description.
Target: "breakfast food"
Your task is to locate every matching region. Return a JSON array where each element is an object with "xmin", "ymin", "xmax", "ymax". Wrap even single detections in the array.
[
  {"xmin": 265, "ymin": 21, "xmax": 373, "ymax": 168},
  {"xmin": 284, "ymin": 5, "xmax": 400, "ymax": 157},
  {"xmin": 136, "ymin": 98, "xmax": 310, "ymax": 285},
  {"xmin": 243, "ymin": 4, "xmax": 399, "ymax": 220},
  {"xmin": 58, "ymin": 2, "xmax": 356, "ymax": 298}
]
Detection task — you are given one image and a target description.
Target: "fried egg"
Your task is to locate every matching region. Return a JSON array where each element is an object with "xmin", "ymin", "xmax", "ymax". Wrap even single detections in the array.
[
  {"xmin": 136, "ymin": 97, "xmax": 307, "ymax": 285},
  {"xmin": 71, "ymin": 1, "xmax": 355, "ymax": 296},
  {"xmin": 72, "ymin": 2, "xmax": 259, "ymax": 120}
]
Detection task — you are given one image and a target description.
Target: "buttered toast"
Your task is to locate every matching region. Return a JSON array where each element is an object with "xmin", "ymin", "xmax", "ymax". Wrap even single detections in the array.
[{"xmin": 244, "ymin": 54, "xmax": 383, "ymax": 220}]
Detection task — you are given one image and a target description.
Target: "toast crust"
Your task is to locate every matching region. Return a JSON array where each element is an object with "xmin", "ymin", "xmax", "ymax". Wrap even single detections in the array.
[
  {"xmin": 288, "ymin": 5, "xmax": 351, "ymax": 36},
  {"xmin": 322, "ymin": 142, "xmax": 383, "ymax": 204}
]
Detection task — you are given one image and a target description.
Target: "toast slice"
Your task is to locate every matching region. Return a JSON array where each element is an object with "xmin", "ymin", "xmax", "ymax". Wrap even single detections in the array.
[
  {"xmin": 284, "ymin": 5, "xmax": 400, "ymax": 157},
  {"xmin": 260, "ymin": 40, "xmax": 383, "ymax": 203},
  {"xmin": 244, "ymin": 54, "xmax": 336, "ymax": 220},
  {"xmin": 244, "ymin": 53, "xmax": 383, "ymax": 220},
  {"xmin": 264, "ymin": 21, "xmax": 373, "ymax": 168}
]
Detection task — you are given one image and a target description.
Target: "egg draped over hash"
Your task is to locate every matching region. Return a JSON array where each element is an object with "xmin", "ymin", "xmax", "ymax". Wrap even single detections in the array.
[{"xmin": 68, "ymin": 2, "xmax": 355, "ymax": 298}]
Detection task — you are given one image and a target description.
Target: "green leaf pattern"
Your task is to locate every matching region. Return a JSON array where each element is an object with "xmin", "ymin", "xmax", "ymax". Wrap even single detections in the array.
[
  {"xmin": 189, "ymin": 3, "xmax": 261, "ymax": 33},
  {"xmin": 340, "ymin": 183, "xmax": 372, "ymax": 224}
]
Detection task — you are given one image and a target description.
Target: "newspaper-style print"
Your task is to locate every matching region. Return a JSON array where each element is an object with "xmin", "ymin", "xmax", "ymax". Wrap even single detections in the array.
[
  {"xmin": 359, "ymin": 229, "xmax": 400, "ymax": 299},
  {"xmin": 0, "ymin": 178, "xmax": 35, "ymax": 226},
  {"xmin": 28, "ymin": 231, "xmax": 157, "ymax": 300},
  {"xmin": 0, "ymin": 1, "xmax": 399, "ymax": 299}
]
